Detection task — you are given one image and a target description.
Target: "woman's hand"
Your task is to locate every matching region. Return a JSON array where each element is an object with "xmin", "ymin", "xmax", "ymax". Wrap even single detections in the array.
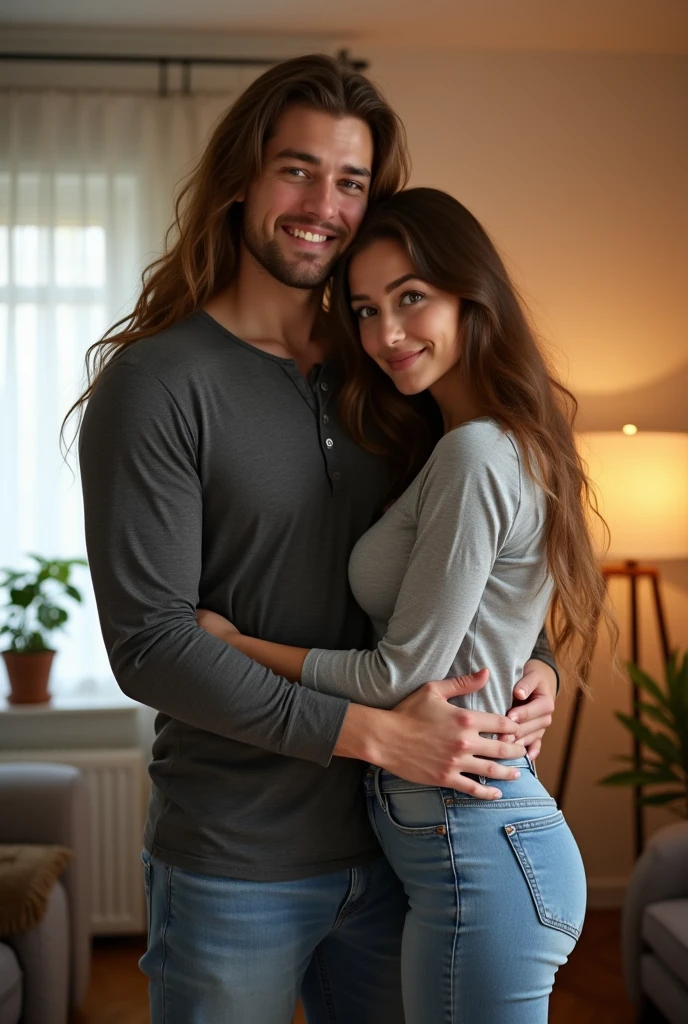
[
  {"xmin": 501, "ymin": 660, "xmax": 556, "ymax": 760},
  {"xmin": 196, "ymin": 608, "xmax": 241, "ymax": 642}
]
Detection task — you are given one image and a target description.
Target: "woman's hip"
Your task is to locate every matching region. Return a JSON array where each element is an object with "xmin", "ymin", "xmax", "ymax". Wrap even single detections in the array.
[{"xmin": 364, "ymin": 757, "xmax": 587, "ymax": 943}]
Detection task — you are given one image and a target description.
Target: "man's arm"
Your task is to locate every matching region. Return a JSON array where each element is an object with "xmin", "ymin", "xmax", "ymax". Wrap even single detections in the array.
[
  {"xmin": 79, "ymin": 360, "xmax": 347, "ymax": 765},
  {"xmin": 526, "ymin": 626, "xmax": 559, "ymax": 693}
]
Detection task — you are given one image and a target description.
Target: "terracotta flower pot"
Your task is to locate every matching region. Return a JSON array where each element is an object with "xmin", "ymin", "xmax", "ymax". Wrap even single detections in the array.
[{"xmin": 2, "ymin": 650, "xmax": 56, "ymax": 704}]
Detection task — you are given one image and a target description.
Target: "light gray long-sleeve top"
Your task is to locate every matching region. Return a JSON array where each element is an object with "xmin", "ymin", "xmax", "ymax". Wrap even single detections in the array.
[{"xmin": 302, "ymin": 418, "xmax": 554, "ymax": 716}]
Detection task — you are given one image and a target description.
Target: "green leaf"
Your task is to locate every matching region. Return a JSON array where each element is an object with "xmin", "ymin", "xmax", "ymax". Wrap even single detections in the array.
[
  {"xmin": 615, "ymin": 712, "xmax": 683, "ymax": 765},
  {"xmin": 37, "ymin": 605, "xmax": 68, "ymax": 630},
  {"xmin": 638, "ymin": 790, "xmax": 686, "ymax": 807},
  {"xmin": 627, "ymin": 662, "xmax": 670, "ymax": 709},
  {"xmin": 639, "ymin": 703, "xmax": 675, "ymax": 730},
  {"xmin": 599, "ymin": 769, "xmax": 679, "ymax": 788},
  {"xmin": 64, "ymin": 584, "xmax": 82, "ymax": 603},
  {"xmin": 22, "ymin": 631, "xmax": 50, "ymax": 652},
  {"xmin": 9, "ymin": 584, "xmax": 38, "ymax": 608}
]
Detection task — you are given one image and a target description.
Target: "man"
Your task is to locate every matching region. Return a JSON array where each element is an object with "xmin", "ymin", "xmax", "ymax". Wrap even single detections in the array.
[{"xmin": 79, "ymin": 55, "xmax": 557, "ymax": 1024}]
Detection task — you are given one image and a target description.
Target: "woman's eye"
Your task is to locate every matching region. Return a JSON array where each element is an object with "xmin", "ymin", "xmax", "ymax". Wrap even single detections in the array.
[
  {"xmin": 400, "ymin": 291, "xmax": 424, "ymax": 306},
  {"xmin": 354, "ymin": 306, "xmax": 377, "ymax": 320}
]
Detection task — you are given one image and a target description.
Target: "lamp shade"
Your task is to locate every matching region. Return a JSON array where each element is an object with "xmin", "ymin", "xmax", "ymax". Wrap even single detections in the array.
[{"xmin": 579, "ymin": 431, "xmax": 688, "ymax": 561}]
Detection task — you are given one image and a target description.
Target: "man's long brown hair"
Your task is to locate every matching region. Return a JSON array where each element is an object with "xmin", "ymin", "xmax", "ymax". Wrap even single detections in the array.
[
  {"xmin": 64, "ymin": 54, "xmax": 409, "ymax": 435},
  {"xmin": 331, "ymin": 188, "xmax": 614, "ymax": 683}
]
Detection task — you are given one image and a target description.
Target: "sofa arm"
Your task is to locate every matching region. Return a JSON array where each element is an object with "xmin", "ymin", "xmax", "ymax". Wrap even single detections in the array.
[
  {"xmin": 7, "ymin": 882, "xmax": 70, "ymax": 1024},
  {"xmin": 621, "ymin": 821, "xmax": 688, "ymax": 1006},
  {"xmin": 0, "ymin": 764, "xmax": 92, "ymax": 1009}
]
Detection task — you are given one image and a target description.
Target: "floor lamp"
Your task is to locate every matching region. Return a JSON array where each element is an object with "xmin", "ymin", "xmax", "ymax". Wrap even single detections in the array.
[{"xmin": 555, "ymin": 430, "xmax": 688, "ymax": 859}]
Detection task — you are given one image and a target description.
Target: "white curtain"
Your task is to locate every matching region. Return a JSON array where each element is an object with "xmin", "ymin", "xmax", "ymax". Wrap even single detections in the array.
[{"xmin": 0, "ymin": 89, "xmax": 233, "ymax": 696}]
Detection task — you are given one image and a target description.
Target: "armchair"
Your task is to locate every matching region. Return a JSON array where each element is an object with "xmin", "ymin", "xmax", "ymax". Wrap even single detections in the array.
[
  {"xmin": 622, "ymin": 821, "xmax": 688, "ymax": 1023},
  {"xmin": 0, "ymin": 763, "xmax": 92, "ymax": 1024}
]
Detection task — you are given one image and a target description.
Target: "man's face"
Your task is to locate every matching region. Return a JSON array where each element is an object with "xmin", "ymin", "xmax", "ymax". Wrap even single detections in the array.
[{"xmin": 241, "ymin": 105, "xmax": 374, "ymax": 289}]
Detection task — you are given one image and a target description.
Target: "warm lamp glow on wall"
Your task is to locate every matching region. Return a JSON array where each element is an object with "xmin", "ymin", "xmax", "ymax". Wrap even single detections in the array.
[
  {"xmin": 557, "ymin": 430, "xmax": 688, "ymax": 854},
  {"xmin": 580, "ymin": 430, "xmax": 688, "ymax": 563}
]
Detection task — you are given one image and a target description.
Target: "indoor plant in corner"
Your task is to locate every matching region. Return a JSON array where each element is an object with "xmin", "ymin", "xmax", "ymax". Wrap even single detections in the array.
[
  {"xmin": 599, "ymin": 652, "xmax": 688, "ymax": 819},
  {"xmin": 0, "ymin": 554, "xmax": 87, "ymax": 704}
]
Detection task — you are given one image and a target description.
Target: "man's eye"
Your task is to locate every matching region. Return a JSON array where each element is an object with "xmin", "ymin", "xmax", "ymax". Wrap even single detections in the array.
[
  {"xmin": 354, "ymin": 306, "xmax": 377, "ymax": 320},
  {"xmin": 400, "ymin": 291, "xmax": 424, "ymax": 306},
  {"xmin": 284, "ymin": 167, "xmax": 307, "ymax": 177},
  {"xmin": 341, "ymin": 180, "xmax": 364, "ymax": 191}
]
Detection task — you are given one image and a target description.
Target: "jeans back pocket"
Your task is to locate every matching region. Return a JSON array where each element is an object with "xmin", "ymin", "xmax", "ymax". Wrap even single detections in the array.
[{"xmin": 504, "ymin": 811, "xmax": 587, "ymax": 940}]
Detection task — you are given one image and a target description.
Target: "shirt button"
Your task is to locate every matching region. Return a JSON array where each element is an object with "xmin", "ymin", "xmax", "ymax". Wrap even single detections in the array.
[
  {"xmin": 332, "ymin": 471, "xmax": 341, "ymax": 481},
  {"xmin": 322, "ymin": 414, "xmax": 329, "ymax": 424},
  {"xmin": 325, "ymin": 438, "xmax": 334, "ymax": 449},
  {"xmin": 320, "ymin": 382, "xmax": 329, "ymax": 391}
]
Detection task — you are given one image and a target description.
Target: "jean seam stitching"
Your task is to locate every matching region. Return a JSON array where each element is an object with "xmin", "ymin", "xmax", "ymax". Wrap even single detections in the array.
[
  {"xmin": 441, "ymin": 800, "xmax": 459, "ymax": 1024},
  {"xmin": 332, "ymin": 869, "xmax": 357, "ymax": 931},
  {"xmin": 367, "ymin": 794, "xmax": 386, "ymax": 850},
  {"xmin": 344, "ymin": 863, "xmax": 372, "ymax": 918},
  {"xmin": 160, "ymin": 863, "xmax": 172, "ymax": 1024},
  {"xmin": 313, "ymin": 945, "xmax": 338, "ymax": 1023}
]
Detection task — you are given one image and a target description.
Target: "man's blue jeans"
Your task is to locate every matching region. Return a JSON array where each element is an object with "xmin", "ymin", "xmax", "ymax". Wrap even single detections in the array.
[
  {"xmin": 140, "ymin": 849, "xmax": 407, "ymax": 1023},
  {"xmin": 364, "ymin": 756, "xmax": 587, "ymax": 1024}
]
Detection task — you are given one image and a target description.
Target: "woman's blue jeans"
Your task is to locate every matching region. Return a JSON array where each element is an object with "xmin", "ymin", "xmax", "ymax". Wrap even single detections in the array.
[{"xmin": 364, "ymin": 756, "xmax": 587, "ymax": 1024}]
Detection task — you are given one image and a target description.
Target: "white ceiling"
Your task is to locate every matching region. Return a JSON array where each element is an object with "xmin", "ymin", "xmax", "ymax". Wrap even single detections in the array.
[{"xmin": 3, "ymin": 0, "xmax": 688, "ymax": 52}]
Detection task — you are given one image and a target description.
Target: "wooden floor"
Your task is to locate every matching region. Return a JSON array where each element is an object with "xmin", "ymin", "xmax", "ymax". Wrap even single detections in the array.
[{"xmin": 71, "ymin": 909, "xmax": 635, "ymax": 1023}]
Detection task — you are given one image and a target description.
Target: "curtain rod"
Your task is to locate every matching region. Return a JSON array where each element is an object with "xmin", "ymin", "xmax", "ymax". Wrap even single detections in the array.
[{"xmin": 0, "ymin": 48, "xmax": 368, "ymax": 96}]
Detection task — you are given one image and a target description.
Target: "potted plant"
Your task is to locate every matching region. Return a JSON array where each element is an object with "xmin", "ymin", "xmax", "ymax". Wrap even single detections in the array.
[
  {"xmin": 599, "ymin": 651, "xmax": 688, "ymax": 818},
  {"xmin": 0, "ymin": 554, "xmax": 87, "ymax": 704}
]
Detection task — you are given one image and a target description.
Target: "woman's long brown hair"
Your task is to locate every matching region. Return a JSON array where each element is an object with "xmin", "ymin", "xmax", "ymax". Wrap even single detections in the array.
[
  {"xmin": 63, "ymin": 54, "xmax": 409, "ymax": 441},
  {"xmin": 331, "ymin": 187, "xmax": 615, "ymax": 684}
]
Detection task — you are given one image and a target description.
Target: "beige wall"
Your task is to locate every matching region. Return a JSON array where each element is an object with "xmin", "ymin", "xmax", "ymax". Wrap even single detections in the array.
[{"xmin": 366, "ymin": 48, "xmax": 688, "ymax": 903}]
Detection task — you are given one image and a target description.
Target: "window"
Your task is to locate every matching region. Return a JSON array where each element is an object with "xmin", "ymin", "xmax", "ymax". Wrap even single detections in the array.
[
  {"xmin": 0, "ymin": 88, "xmax": 232, "ymax": 698},
  {"xmin": 0, "ymin": 171, "xmax": 139, "ymax": 695}
]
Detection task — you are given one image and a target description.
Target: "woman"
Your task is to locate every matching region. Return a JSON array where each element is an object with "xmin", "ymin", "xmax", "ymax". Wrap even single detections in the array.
[{"xmin": 198, "ymin": 188, "xmax": 608, "ymax": 1023}]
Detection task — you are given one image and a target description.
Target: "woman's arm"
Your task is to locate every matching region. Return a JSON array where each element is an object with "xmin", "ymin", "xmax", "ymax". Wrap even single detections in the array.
[{"xmin": 194, "ymin": 609, "xmax": 307, "ymax": 681}]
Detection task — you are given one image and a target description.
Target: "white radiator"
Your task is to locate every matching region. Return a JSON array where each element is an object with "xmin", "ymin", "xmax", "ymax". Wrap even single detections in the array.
[{"xmin": 1, "ymin": 747, "xmax": 147, "ymax": 935}]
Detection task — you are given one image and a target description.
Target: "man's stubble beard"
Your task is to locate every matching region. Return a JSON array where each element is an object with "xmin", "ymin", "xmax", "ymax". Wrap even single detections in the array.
[{"xmin": 242, "ymin": 220, "xmax": 342, "ymax": 291}]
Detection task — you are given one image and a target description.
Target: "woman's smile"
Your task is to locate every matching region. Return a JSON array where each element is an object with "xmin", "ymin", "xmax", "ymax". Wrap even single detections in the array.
[{"xmin": 385, "ymin": 348, "xmax": 426, "ymax": 372}]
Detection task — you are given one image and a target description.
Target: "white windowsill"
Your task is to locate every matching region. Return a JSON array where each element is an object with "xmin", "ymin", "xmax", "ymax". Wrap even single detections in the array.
[
  {"xmin": 0, "ymin": 677, "xmax": 137, "ymax": 715},
  {"xmin": 0, "ymin": 678, "xmax": 152, "ymax": 752}
]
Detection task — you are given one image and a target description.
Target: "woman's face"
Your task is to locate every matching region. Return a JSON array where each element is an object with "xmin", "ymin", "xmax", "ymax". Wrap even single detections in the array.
[{"xmin": 348, "ymin": 238, "xmax": 461, "ymax": 396}]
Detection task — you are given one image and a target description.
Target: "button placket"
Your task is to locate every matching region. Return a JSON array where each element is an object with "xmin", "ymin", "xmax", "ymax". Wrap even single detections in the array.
[{"xmin": 315, "ymin": 370, "xmax": 341, "ymax": 488}]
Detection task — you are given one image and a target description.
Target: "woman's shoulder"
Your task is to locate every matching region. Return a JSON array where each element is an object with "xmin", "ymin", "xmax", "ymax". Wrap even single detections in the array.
[{"xmin": 432, "ymin": 417, "xmax": 520, "ymax": 475}]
